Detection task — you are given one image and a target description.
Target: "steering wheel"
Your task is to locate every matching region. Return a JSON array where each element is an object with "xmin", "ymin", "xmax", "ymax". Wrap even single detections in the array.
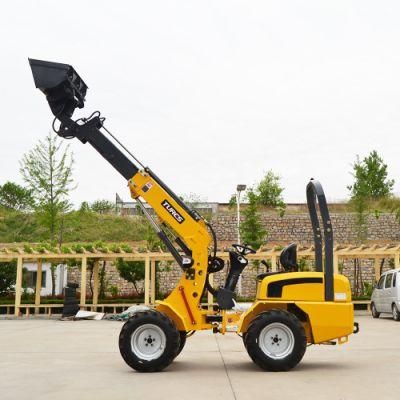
[{"xmin": 232, "ymin": 243, "xmax": 256, "ymax": 256}]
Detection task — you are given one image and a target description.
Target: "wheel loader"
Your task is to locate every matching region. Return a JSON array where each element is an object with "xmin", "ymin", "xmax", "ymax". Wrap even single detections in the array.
[{"xmin": 29, "ymin": 58, "xmax": 358, "ymax": 372}]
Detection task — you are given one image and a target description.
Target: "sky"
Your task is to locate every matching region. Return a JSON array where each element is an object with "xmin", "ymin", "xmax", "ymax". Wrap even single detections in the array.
[{"xmin": 1, "ymin": 1, "xmax": 400, "ymax": 206}]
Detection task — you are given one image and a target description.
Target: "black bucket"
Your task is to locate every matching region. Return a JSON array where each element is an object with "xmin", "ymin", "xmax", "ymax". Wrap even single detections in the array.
[{"xmin": 29, "ymin": 58, "xmax": 88, "ymax": 118}]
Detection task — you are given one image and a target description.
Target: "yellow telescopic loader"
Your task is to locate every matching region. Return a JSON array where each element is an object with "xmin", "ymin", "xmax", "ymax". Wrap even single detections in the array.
[{"xmin": 29, "ymin": 59, "xmax": 358, "ymax": 372}]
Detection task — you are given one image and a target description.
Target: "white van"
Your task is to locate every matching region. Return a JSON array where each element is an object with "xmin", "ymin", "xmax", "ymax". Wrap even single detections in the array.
[{"xmin": 371, "ymin": 269, "xmax": 400, "ymax": 321}]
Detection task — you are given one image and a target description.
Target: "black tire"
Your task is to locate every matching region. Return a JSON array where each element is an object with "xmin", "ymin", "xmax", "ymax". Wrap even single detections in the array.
[
  {"xmin": 242, "ymin": 332, "xmax": 247, "ymax": 348},
  {"xmin": 244, "ymin": 309, "xmax": 307, "ymax": 371},
  {"xmin": 371, "ymin": 303, "xmax": 380, "ymax": 319},
  {"xmin": 119, "ymin": 311, "xmax": 180, "ymax": 372},
  {"xmin": 175, "ymin": 331, "xmax": 187, "ymax": 358},
  {"xmin": 392, "ymin": 304, "xmax": 400, "ymax": 321}
]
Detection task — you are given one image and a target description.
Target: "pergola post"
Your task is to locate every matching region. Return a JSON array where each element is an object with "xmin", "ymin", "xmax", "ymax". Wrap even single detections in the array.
[
  {"xmin": 14, "ymin": 257, "xmax": 23, "ymax": 317},
  {"xmin": 150, "ymin": 259, "xmax": 156, "ymax": 304},
  {"xmin": 34, "ymin": 259, "xmax": 43, "ymax": 314},
  {"xmin": 333, "ymin": 254, "xmax": 339, "ymax": 274},
  {"xmin": 395, "ymin": 253, "xmax": 400, "ymax": 269},
  {"xmin": 374, "ymin": 258, "xmax": 381, "ymax": 282},
  {"xmin": 144, "ymin": 256, "xmax": 150, "ymax": 305},
  {"xmin": 271, "ymin": 255, "xmax": 277, "ymax": 272},
  {"xmin": 80, "ymin": 257, "xmax": 87, "ymax": 309},
  {"xmin": 92, "ymin": 260, "xmax": 99, "ymax": 311}
]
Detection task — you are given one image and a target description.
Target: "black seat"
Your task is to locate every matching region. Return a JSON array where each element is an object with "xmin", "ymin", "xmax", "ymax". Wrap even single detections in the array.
[
  {"xmin": 280, "ymin": 243, "xmax": 298, "ymax": 272},
  {"xmin": 256, "ymin": 271, "xmax": 283, "ymax": 280}
]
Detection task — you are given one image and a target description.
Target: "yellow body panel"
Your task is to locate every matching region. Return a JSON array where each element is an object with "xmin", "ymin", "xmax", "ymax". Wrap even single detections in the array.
[
  {"xmin": 239, "ymin": 272, "xmax": 354, "ymax": 343},
  {"xmin": 129, "ymin": 170, "xmax": 212, "ymax": 331},
  {"xmin": 296, "ymin": 302, "xmax": 353, "ymax": 343},
  {"xmin": 256, "ymin": 272, "xmax": 351, "ymax": 302}
]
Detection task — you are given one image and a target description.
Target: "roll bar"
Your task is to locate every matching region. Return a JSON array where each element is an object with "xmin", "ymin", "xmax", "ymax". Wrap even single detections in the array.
[{"xmin": 306, "ymin": 179, "xmax": 334, "ymax": 301}]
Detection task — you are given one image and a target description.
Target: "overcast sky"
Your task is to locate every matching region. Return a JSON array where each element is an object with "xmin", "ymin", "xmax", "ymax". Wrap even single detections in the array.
[{"xmin": 1, "ymin": 1, "xmax": 400, "ymax": 206}]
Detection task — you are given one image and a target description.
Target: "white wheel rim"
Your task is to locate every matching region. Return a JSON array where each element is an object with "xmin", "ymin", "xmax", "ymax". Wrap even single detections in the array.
[
  {"xmin": 258, "ymin": 322, "xmax": 295, "ymax": 360},
  {"xmin": 130, "ymin": 324, "xmax": 166, "ymax": 361},
  {"xmin": 393, "ymin": 305, "xmax": 399, "ymax": 319}
]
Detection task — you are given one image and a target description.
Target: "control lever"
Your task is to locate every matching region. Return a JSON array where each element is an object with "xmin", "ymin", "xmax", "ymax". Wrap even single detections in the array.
[
  {"xmin": 216, "ymin": 247, "xmax": 252, "ymax": 310},
  {"xmin": 224, "ymin": 251, "xmax": 248, "ymax": 292},
  {"xmin": 232, "ymin": 243, "xmax": 256, "ymax": 256}
]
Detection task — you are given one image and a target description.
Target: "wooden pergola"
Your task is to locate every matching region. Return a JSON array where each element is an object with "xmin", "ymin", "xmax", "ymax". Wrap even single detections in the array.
[{"xmin": 1, "ymin": 243, "xmax": 399, "ymax": 316}]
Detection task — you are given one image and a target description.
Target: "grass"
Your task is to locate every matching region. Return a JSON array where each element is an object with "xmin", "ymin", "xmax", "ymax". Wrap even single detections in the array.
[{"xmin": 0, "ymin": 207, "xmax": 148, "ymax": 243}]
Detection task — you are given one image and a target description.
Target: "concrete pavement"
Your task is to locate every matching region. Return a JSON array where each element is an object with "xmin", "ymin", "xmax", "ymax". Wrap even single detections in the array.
[{"xmin": 0, "ymin": 315, "xmax": 399, "ymax": 400}]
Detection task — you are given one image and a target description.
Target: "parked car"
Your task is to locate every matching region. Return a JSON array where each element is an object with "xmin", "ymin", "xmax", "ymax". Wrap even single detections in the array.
[{"xmin": 371, "ymin": 269, "xmax": 400, "ymax": 321}]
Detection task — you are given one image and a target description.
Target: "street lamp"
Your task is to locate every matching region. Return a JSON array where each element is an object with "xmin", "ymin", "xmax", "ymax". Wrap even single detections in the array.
[
  {"xmin": 236, "ymin": 184, "xmax": 247, "ymax": 244},
  {"xmin": 236, "ymin": 184, "xmax": 246, "ymax": 296}
]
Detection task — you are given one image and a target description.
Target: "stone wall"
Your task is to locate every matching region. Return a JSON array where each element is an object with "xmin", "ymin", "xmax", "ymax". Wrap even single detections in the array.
[
  {"xmin": 68, "ymin": 262, "xmax": 143, "ymax": 298},
  {"xmin": 66, "ymin": 211, "xmax": 400, "ymax": 300},
  {"xmin": 213, "ymin": 212, "xmax": 400, "ymax": 244},
  {"xmin": 66, "ymin": 256, "xmax": 396, "ymax": 301}
]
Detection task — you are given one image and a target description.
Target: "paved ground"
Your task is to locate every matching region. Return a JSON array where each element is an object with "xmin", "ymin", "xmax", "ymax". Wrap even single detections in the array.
[{"xmin": 0, "ymin": 315, "xmax": 399, "ymax": 400}]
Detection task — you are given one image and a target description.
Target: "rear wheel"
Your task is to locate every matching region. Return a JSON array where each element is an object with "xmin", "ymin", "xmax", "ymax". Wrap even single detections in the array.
[
  {"xmin": 119, "ymin": 311, "xmax": 180, "ymax": 372},
  {"xmin": 244, "ymin": 310, "xmax": 307, "ymax": 371},
  {"xmin": 175, "ymin": 331, "xmax": 187, "ymax": 358},
  {"xmin": 242, "ymin": 332, "xmax": 247, "ymax": 348},
  {"xmin": 371, "ymin": 303, "xmax": 380, "ymax": 319},
  {"xmin": 392, "ymin": 304, "xmax": 400, "ymax": 321}
]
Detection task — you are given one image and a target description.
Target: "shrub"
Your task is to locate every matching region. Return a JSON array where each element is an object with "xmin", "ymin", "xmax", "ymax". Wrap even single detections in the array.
[
  {"xmin": 115, "ymin": 258, "xmax": 145, "ymax": 295},
  {"xmin": 0, "ymin": 260, "xmax": 17, "ymax": 296}
]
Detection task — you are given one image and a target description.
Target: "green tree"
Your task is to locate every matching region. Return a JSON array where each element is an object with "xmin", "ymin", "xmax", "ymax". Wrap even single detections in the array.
[
  {"xmin": 115, "ymin": 259, "xmax": 145, "ymax": 295},
  {"xmin": 0, "ymin": 182, "xmax": 34, "ymax": 211},
  {"xmin": 240, "ymin": 190, "xmax": 267, "ymax": 250},
  {"xmin": 79, "ymin": 201, "xmax": 91, "ymax": 213},
  {"xmin": 20, "ymin": 133, "xmax": 74, "ymax": 296},
  {"xmin": 348, "ymin": 151, "xmax": 394, "ymax": 243},
  {"xmin": 348, "ymin": 150, "xmax": 394, "ymax": 200},
  {"xmin": 20, "ymin": 132, "xmax": 75, "ymax": 242},
  {"xmin": 0, "ymin": 260, "xmax": 17, "ymax": 296},
  {"xmin": 352, "ymin": 196, "xmax": 369, "ymax": 243},
  {"xmin": 254, "ymin": 170, "xmax": 285, "ymax": 208},
  {"xmin": 228, "ymin": 194, "xmax": 237, "ymax": 208},
  {"xmin": 91, "ymin": 199, "xmax": 114, "ymax": 214}
]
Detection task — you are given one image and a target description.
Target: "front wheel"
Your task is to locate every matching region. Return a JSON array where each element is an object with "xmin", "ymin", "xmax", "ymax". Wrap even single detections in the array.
[
  {"xmin": 392, "ymin": 304, "xmax": 400, "ymax": 321},
  {"xmin": 119, "ymin": 311, "xmax": 180, "ymax": 372},
  {"xmin": 371, "ymin": 302, "xmax": 380, "ymax": 319},
  {"xmin": 175, "ymin": 331, "xmax": 187, "ymax": 358},
  {"xmin": 244, "ymin": 310, "xmax": 307, "ymax": 371}
]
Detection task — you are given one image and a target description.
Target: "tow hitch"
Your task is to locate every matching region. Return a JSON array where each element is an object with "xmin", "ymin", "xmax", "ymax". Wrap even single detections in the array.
[{"xmin": 353, "ymin": 322, "xmax": 359, "ymax": 334}]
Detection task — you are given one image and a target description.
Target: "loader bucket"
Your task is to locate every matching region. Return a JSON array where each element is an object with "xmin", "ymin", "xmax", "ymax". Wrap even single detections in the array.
[{"xmin": 29, "ymin": 58, "xmax": 88, "ymax": 118}]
